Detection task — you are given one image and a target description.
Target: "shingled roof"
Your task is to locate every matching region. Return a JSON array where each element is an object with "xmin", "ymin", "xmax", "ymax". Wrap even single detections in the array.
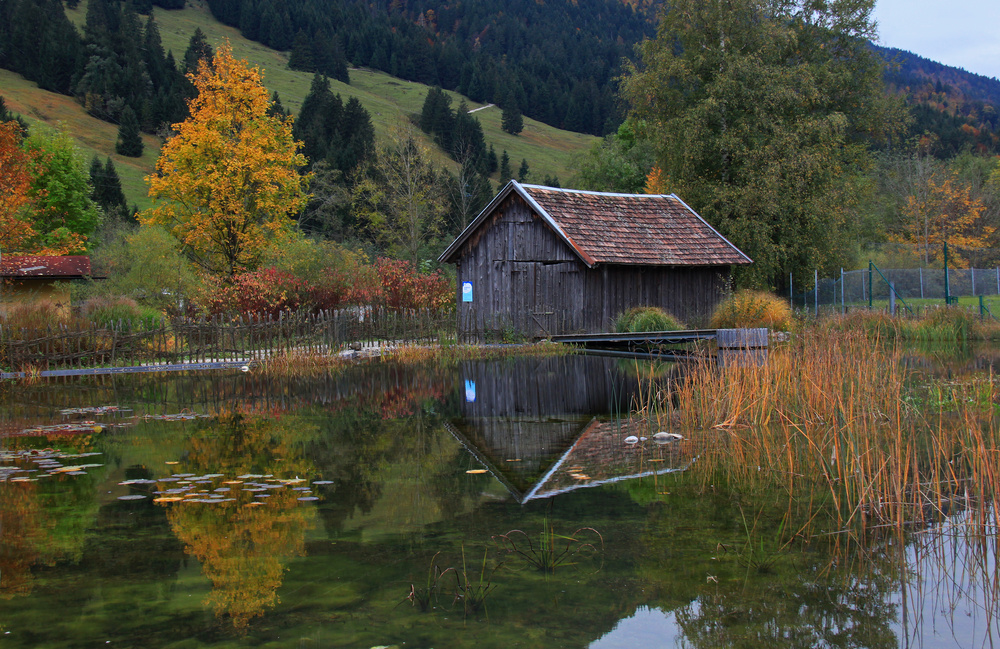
[
  {"xmin": 440, "ymin": 181, "xmax": 752, "ymax": 267},
  {"xmin": 0, "ymin": 255, "xmax": 92, "ymax": 279}
]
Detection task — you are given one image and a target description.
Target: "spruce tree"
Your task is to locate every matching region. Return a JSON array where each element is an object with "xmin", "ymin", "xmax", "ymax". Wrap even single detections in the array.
[
  {"xmin": 183, "ymin": 28, "xmax": 213, "ymax": 73},
  {"xmin": 501, "ymin": 102, "xmax": 523, "ymax": 135},
  {"xmin": 90, "ymin": 156, "xmax": 128, "ymax": 218},
  {"xmin": 115, "ymin": 106, "xmax": 143, "ymax": 157},
  {"xmin": 267, "ymin": 91, "xmax": 291, "ymax": 120},
  {"xmin": 517, "ymin": 158, "xmax": 530, "ymax": 183},
  {"xmin": 288, "ymin": 30, "xmax": 315, "ymax": 72},
  {"xmin": 0, "ymin": 96, "xmax": 29, "ymax": 135},
  {"xmin": 499, "ymin": 150, "xmax": 511, "ymax": 181}
]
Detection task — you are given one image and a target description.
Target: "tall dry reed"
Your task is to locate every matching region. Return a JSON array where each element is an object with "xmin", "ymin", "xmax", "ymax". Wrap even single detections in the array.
[{"xmin": 635, "ymin": 327, "xmax": 1000, "ymax": 543}]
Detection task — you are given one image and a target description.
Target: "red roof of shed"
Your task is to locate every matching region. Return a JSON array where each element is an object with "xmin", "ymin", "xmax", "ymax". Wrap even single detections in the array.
[
  {"xmin": 0, "ymin": 255, "xmax": 92, "ymax": 279},
  {"xmin": 439, "ymin": 181, "xmax": 752, "ymax": 267}
]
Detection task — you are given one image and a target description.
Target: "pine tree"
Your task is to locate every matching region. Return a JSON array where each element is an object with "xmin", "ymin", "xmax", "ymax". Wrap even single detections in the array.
[
  {"xmin": 517, "ymin": 158, "xmax": 529, "ymax": 183},
  {"xmin": 90, "ymin": 155, "xmax": 128, "ymax": 219},
  {"xmin": 183, "ymin": 28, "xmax": 214, "ymax": 74},
  {"xmin": 0, "ymin": 96, "xmax": 29, "ymax": 135},
  {"xmin": 501, "ymin": 101, "xmax": 523, "ymax": 136},
  {"xmin": 115, "ymin": 106, "xmax": 144, "ymax": 157},
  {"xmin": 499, "ymin": 150, "xmax": 511, "ymax": 181},
  {"xmin": 267, "ymin": 91, "xmax": 290, "ymax": 120},
  {"xmin": 288, "ymin": 30, "xmax": 315, "ymax": 72},
  {"xmin": 487, "ymin": 144, "xmax": 498, "ymax": 175}
]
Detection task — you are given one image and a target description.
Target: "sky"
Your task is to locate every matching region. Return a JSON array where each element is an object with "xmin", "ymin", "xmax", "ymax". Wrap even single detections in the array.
[{"xmin": 872, "ymin": 0, "xmax": 1000, "ymax": 80}]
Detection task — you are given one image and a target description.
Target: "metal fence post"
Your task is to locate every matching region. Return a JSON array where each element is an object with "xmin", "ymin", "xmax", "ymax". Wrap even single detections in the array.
[
  {"xmin": 840, "ymin": 268, "xmax": 844, "ymax": 314},
  {"xmin": 868, "ymin": 261, "xmax": 873, "ymax": 310}
]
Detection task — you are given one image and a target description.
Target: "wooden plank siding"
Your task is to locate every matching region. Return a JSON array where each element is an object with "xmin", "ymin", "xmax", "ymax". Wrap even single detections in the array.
[{"xmin": 454, "ymin": 194, "xmax": 731, "ymax": 340}]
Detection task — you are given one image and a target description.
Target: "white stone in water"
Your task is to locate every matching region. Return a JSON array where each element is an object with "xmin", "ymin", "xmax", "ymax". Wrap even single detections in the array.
[
  {"xmin": 624, "ymin": 435, "xmax": 640, "ymax": 444},
  {"xmin": 653, "ymin": 432, "xmax": 684, "ymax": 444}
]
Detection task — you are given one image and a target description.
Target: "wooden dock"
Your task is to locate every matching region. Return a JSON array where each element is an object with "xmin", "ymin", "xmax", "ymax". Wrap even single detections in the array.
[
  {"xmin": 550, "ymin": 329, "xmax": 718, "ymax": 352},
  {"xmin": 551, "ymin": 328, "xmax": 768, "ymax": 358}
]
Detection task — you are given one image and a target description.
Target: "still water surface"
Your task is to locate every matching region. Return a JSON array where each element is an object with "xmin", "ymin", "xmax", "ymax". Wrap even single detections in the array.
[{"xmin": 0, "ymin": 353, "xmax": 997, "ymax": 648}]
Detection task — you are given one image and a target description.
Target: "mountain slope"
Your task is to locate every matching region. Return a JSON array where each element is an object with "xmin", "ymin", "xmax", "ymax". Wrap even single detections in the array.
[{"xmin": 1, "ymin": 0, "xmax": 596, "ymax": 210}]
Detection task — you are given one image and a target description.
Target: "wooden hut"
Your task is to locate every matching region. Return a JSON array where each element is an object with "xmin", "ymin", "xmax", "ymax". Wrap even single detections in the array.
[
  {"xmin": 0, "ymin": 255, "xmax": 93, "ymax": 316},
  {"xmin": 438, "ymin": 181, "xmax": 752, "ymax": 339}
]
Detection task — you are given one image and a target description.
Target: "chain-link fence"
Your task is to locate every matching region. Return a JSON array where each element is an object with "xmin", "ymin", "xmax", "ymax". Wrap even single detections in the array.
[{"xmin": 793, "ymin": 266, "xmax": 1000, "ymax": 316}]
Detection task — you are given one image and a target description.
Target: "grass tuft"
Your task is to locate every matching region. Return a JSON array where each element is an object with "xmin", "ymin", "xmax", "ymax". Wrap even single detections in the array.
[
  {"xmin": 614, "ymin": 306, "xmax": 684, "ymax": 333},
  {"xmin": 710, "ymin": 290, "xmax": 793, "ymax": 331}
]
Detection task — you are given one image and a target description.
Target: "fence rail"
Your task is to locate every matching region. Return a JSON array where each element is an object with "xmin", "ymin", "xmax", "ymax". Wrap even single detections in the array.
[{"xmin": 0, "ymin": 308, "xmax": 457, "ymax": 371}]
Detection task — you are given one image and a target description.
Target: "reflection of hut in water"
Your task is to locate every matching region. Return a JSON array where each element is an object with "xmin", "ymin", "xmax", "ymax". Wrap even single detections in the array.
[
  {"xmin": 448, "ymin": 417, "xmax": 690, "ymax": 503},
  {"xmin": 449, "ymin": 354, "xmax": 690, "ymax": 501}
]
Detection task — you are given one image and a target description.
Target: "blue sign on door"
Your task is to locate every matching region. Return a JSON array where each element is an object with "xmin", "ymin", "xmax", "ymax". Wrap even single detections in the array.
[{"xmin": 462, "ymin": 281, "xmax": 473, "ymax": 302}]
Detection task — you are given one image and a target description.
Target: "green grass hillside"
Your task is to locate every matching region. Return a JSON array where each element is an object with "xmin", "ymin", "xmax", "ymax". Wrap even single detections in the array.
[{"xmin": 1, "ymin": 0, "xmax": 596, "ymax": 212}]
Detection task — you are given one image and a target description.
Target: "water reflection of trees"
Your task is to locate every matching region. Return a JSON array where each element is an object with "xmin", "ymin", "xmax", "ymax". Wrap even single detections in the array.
[
  {"xmin": 0, "ymin": 483, "xmax": 41, "ymax": 598},
  {"xmin": 164, "ymin": 410, "xmax": 318, "ymax": 630}
]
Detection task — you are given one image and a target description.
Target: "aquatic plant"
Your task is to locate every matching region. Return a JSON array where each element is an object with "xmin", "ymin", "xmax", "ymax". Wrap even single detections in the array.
[
  {"xmin": 450, "ymin": 545, "xmax": 501, "ymax": 616},
  {"xmin": 493, "ymin": 520, "xmax": 603, "ymax": 573},
  {"xmin": 404, "ymin": 552, "xmax": 446, "ymax": 612}
]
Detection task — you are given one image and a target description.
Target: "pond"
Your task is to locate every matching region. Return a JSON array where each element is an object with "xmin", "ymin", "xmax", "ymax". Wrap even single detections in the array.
[{"xmin": 0, "ymin": 350, "xmax": 998, "ymax": 648}]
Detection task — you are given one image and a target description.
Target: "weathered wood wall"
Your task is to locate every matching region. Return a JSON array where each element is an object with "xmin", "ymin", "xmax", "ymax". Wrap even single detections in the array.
[{"xmin": 454, "ymin": 194, "xmax": 731, "ymax": 339}]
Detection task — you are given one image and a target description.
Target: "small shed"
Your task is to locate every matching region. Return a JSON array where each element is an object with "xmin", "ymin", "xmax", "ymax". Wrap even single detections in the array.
[
  {"xmin": 439, "ymin": 181, "xmax": 752, "ymax": 339},
  {"xmin": 0, "ymin": 255, "xmax": 93, "ymax": 315}
]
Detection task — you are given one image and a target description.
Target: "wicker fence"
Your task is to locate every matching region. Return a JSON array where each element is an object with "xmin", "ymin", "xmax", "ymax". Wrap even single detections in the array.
[{"xmin": 0, "ymin": 308, "xmax": 457, "ymax": 371}]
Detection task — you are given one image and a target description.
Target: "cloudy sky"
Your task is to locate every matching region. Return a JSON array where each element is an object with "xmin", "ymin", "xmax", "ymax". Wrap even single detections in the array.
[{"xmin": 872, "ymin": 0, "xmax": 1000, "ymax": 80}]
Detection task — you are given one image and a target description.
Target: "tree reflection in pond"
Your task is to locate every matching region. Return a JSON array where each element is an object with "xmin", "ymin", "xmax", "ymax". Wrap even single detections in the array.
[{"xmin": 162, "ymin": 409, "xmax": 319, "ymax": 629}]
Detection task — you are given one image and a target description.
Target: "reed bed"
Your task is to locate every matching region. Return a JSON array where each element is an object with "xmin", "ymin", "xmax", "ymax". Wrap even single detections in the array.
[{"xmin": 635, "ymin": 327, "xmax": 1000, "ymax": 543}]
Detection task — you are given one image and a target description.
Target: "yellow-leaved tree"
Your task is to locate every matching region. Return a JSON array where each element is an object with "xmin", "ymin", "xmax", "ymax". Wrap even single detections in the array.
[
  {"xmin": 892, "ymin": 171, "xmax": 994, "ymax": 265},
  {"xmin": 141, "ymin": 42, "xmax": 308, "ymax": 276}
]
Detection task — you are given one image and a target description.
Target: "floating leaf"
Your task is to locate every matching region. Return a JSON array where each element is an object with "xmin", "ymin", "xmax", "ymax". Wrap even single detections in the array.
[
  {"xmin": 465, "ymin": 469, "xmax": 488, "ymax": 474},
  {"xmin": 118, "ymin": 495, "xmax": 147, "ymax": 500}
]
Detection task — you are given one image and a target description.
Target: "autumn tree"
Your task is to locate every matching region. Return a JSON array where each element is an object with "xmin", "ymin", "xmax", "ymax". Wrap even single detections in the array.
[
  {"xmin": 141, "ymin": 42, "xmax": 308, "ymax": 276},
  {"xmin": 893, "ymin": 171, "xmax": 994, "ymax": 264},
  {"xmin": 0, "ymin": 121, "xmax": 36, "ymax": 253},
  {"xmin": 353, "ymin": 124, "xmax": 447, "ymax": 263},
  {"xmin": 621, "ymin": 0, "xmax": 907, "ymax": 288}
]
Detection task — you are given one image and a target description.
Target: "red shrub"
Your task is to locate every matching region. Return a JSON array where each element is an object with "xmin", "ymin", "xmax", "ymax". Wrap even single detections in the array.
[
  {"xmin": 375, "ymin": 258, "xmax": 454, "ymax": 311},
  {"xmin": 203, "ymin": 268, "xmax": 309, "ymax": 317}
]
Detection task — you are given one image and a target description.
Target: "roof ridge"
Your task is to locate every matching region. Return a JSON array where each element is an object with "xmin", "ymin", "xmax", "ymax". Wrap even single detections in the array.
[{"xmin": 520, "ymin": 184, "xmax": 675, "ymax": 199}]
